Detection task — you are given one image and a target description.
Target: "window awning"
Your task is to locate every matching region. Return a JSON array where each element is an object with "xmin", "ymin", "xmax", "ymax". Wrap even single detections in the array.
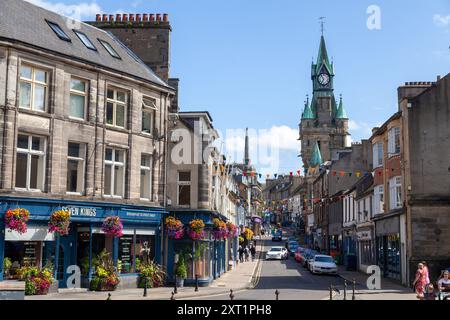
[{"xmin": 5, "ymin": 226, "xmax": 55, "ymax": 241}]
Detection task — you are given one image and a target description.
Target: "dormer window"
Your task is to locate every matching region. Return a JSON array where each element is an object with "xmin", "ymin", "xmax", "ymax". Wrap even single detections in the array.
[
  {"xmin": 74, "ymin": 30, "xmax": 96, "ymax": 51},
  {"xmin": 98, "ymin": 39, "xmax": 121, "ymax": 59},
  {"xmin": 46, "ymin": 20, "xmax": 71, "ymax": 42}
]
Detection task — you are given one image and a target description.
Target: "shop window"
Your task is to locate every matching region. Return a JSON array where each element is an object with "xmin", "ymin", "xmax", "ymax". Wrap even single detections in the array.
[
  {"xmin": 19, "ymin": 65, "xmax": 48, "ymax": 112},
  {"xmin": 177, "ymin": 171, "xmax": 191, "ymax": 207},
  {"xmin": 104, "ymin": 148, "xmax": 125, "ymax": 198},
  {"xmin": 118, "ymin": 235, "xmax": 134, "ymax": 274},
  {"xmin": 373, "ymin": 185, "xmax": 384, "ymax": 214},
  {"xmin": 15, "ymin": 134, "xmax": 46, "ymax": 191},
  {"xmin": 106, "ymin": 87, "xmax": 128, "ymax": 128},
  {"xmin": 142, "ymin": 97, "xmax": 157, "ymax": 134},
  {"xmin": 140, "ymin": 154, "xmax": 152, "ymax": 200},
  {"xmin": 194, "ymin": 241, "xmax": 211, "ymax": 280},
  {"xmin": 66, "ymin": 142, "xmax": 86, "ymax": 194},
  {"xmin": 135, "ymin": 234, "xmax": 155, "ymax": 271},
  {"xmin": 69, "ymin": 77, "xmax": 88, "ymax": 119}
]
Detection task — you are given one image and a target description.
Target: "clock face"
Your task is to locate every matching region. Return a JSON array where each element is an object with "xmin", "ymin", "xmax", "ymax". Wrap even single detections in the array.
[{"xmin": 318, "ymin": 73, "xmax": 330, "ymax": 86}]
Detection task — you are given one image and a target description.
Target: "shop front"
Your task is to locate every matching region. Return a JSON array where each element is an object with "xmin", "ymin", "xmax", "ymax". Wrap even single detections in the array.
[
  {"xmin": 356, "ymin": 225, "xmax": 375, "ymax": 272},
  {"xmin": 328, "ymin": 223, "xmax": 343, "ymax": 264},
  {"xmin": 165, "ymin": 210, "xmax": 229, "ymax": 287},
  {"xmin": 342, "ymin": 227, "xmax": 357, "ymax": 270},
  {"xmin": 0, "ymin": 197, "xmax": 164, "ymax": 288},
  {"xmin": 374, "ymin": 214, "xmax": 403, "ymax": 282}
]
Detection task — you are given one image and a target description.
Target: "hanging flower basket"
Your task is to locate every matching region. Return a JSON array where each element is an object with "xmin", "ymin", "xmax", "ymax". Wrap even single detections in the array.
[
  {"xmin": 48, "ymin": 210, "xmax": 70, "ymax": 236},
  {"xmin": 4, "ymin": 208, "xmax": 30, "ymax": 234},
  {"xmin": 165, "ymin": 216, "xmax": 184, "ymax": 240},
  {"xmin": 212, "ymin": 218, "xmax": 228, "ymax": 240},
  {"xmin": 102, "ymin": 216, "xmax": 123, "ymax": 237},
  {"xmin": 188, "ymin": 219, "xmax": 205, "ymax": 240},
  {"xmin": 226, "ymin": 222, "xmax": 238, "ymax": 238}
]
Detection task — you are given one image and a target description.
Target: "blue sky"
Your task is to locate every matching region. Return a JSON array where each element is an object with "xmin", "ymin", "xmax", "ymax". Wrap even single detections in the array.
[{"xmin": 29, "ymin": 0, "xmax": 450, "ymax": 178}]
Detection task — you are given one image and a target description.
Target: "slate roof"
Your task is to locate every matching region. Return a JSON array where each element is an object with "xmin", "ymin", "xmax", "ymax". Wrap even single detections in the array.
[{"xmin": 0, "ymin": 0, "xmax": 170, "ymax": 89}]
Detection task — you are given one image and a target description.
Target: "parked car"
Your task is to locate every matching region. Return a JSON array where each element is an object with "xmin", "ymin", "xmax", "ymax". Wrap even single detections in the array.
[
  {"xmin": 310, "ymin": 255, "xmax": 338, "ymax": 275},
  {"xmin": 288, "ymin": 242, "xmax": 299, "ymax": 256},
  {"xmin": 266, "ymin": 246, "xmax": 289, "ymax": 260},
  {"xmin": 272, "ymin": 230, "xmax": 283, "ymax": 242},
  {"xmin": 294, "ymin": 247, "xmax": 306, "ymax": 262},
  {"xmin": 305, "ymin": 250, "xmax": 320, "ymax": 269}
]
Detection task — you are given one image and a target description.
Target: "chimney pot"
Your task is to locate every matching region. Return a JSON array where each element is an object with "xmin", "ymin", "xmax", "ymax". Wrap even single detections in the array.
[
  {"xmin": 116, "ymin": 14, "xmax": 122, "ymax": 22},
  {"xmin": 96, "ymin": 14, "xmax": 101, "ymax": 22},
  {"xmin": 150, "ymin": 14, "xmax": 155, "ymax": 22},
  {"xmin": 136, "ymin": 14, "xmax": 141, "ymax": 22},
  {"xmin": 109, "ymin": 14, "xmax": 114, "ymax": 22},
  {"xmin": 156, "ymin": 14, "xmax": 161, "ymax": 21},
  {"xmin": 122, "ymin": 14, "xmax": 128, "ymax": 22},
  {"xmin": 102, "ymin": 14, "xmax": 108, "ymax": 22},
  {"xmin": 143, "ymin": 13, "xmax": 148, "ymax": 22},
  {"xmin": 437, "ymin": 75, "xmax": 441, "ymax": 81},
  {"xmin": 129, "ymin": 14, "xmax": 135, "ymax": 22},
  {"xmin": 163, "ymin": 14, "xmax": 168, "ymax": 22}
]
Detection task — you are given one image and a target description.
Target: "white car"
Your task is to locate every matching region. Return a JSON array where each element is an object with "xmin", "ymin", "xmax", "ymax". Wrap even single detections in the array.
[
  {"xmin": 266, "ymin": 247, "xmax": 288, "ymax": 260},
  {"xmin": 310, "ymin": 255, "xmax": 338, "ymax": 274}
]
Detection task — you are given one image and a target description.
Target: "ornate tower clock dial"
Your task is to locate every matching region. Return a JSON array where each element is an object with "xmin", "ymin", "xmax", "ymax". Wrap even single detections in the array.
[{"xmin": 318, "ymin": 73, "xmax": 330, "ymax": 86}]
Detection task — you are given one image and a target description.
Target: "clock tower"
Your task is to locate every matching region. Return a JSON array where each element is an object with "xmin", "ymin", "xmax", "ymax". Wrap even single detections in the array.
[{"xmin": 299, "ymin": 33, "xmax": 349, "ymax": 172}]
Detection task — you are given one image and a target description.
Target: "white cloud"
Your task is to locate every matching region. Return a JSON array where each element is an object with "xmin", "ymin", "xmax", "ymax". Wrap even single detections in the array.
[
  {"xmin": 433, "ymin": 14, "xmax": 450, "ymax": 27},
  {"xmin": 25, "ymin": 0, "xmax": 101, "ymax": 20},
  {"xmin": 348, "ymin": 120, "xmax": 361, "ymax": 130}
]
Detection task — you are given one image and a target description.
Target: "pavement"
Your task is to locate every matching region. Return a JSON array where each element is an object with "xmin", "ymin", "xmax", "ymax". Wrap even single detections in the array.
[{"xmin": 25, "ymin": 237, "xmax": 265, "ymax": 301}]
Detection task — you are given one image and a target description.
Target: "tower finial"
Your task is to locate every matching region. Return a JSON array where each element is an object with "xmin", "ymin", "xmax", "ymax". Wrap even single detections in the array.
[{"xmin": 319, "ymin": 16, "xmax": 326, "ymax": 36}]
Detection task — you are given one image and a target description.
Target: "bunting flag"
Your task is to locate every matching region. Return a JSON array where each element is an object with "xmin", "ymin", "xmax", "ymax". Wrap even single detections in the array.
[
  {"xmin": 290, "ymin": 172, "xmax": 293, "ymax": 176},
  {"xmin": 274, "ymin": 174, "xmax": 278, "ymax": 178},
  {"xmin": 340, "ymin": 171, "xmax": 345, "ymax": 177},
  {"xmin": 250, "ymin": 171, "xmax": 255, "ymax": 177},
  {"xmin": 259, "ymin": 173, "xmax": 262, "ymax": 178},
  {"xmin": 356, "ymin": 171, "xmax": 361, "ymax": 177},
  {"xmin": 297, "ymin": 170, "xmax": 301, "ymax": 176},
  {"xmin": 243, "ymin": 171, "xmax": 247, "ymax": 177},
  {"xmin": 266, "ymin": 174, "xmax": 270, "ymax": 178}
]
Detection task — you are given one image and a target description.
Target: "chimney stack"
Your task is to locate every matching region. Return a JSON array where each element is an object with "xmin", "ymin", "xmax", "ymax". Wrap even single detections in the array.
[
  {"xmin": 163, "ymin": 14, "xmax": 168, "ymax": 22},
  {"xmin": 129, "ymin": 14, "xmax": 135, "ymax": 22},
  {"xmin": 102, "ymin": 14, "xmax": 108, "ymax": 22},
  {"xmin": 96, "ymin": 14, "xmax": 101, "ymax": 22},
  {"xmin": 437, "ymin": 75, "xmax": 441, "ymax": 82},
  {"xmin": 122, "ymin": 14, "xmax": 128, "ymax": 22},
  {"xmin": 116, "ymin": 14, "xmax": 121, "ymax": 22},
  {"xmin": 156, "ymin": 14, "xmax": 161, "ymax": 22},
  {"xmin": 150, "ymin": 14, "xmax": 155, "ymax": 22},
  {"xmin": 136, "ymin": 14, "xmax": 141, "ymax": 22},
  {"xmin": 143, "ymin": 13, "xmax": 148, "ymax": 22},
  {"xmin": 109, "ymin": 14, "xmax": 114, "ymax": 22}
]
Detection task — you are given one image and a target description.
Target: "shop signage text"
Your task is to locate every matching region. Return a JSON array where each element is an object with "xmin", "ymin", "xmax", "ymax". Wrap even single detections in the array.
[{"xmin": 62, "ymin": 206, "xmax": 97, "ymax": 217}]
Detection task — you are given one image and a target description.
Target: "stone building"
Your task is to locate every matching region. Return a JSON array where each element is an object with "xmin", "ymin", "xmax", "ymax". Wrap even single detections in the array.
[
  {"xmin": 0, "ymin": 0, "xmax": 174, "ymax": 288},
  {"xmin": 399, "ymin": 76, "xmax": 450, "ymax": 284}
]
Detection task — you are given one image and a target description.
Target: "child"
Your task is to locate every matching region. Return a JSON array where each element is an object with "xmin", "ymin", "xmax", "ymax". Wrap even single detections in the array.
[{"xmin": 423, "ymin": 284, "xmax": 436, "ymax": 300}]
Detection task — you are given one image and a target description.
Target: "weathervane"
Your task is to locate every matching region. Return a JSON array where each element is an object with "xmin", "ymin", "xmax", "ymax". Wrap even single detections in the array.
[{"xmin": 319, "ymin": 17, "xmax": 326, "ymax": 36}]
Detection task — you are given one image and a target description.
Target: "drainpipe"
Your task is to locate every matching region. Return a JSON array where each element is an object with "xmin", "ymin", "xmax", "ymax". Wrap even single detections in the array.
[{"xmin": 1, "ymin": 48, "xmax": 10, "ymax": 190}]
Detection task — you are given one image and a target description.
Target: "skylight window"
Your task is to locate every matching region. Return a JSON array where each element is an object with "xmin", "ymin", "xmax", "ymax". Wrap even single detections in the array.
[
  {"xmin": 98, "ymin": 39, "xmax": 121, "ymax": 59},
  {"xmin": 73, "ymin": 30, "xmax": 97, "ymax": 51},
  {"xmin": 46, "ymin": 20, "xmax": 71, "ymax": 42}
]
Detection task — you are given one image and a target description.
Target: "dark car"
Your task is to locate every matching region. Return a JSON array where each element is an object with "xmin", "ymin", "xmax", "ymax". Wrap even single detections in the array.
[{"xmin": 272, "ymin": 230, "xmax": 283, "ymax": 242}]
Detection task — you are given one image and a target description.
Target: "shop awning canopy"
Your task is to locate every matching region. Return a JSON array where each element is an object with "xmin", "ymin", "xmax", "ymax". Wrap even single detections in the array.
[{"xmin": 5, "ymin": 226, "xmax": 55, "ymax": 241}]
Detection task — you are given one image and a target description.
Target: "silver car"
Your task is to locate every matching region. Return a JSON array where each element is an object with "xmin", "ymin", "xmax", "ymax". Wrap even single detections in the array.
[{"xmin": 266, "ymin": 246, "xmax": 288, "ymax": 260}]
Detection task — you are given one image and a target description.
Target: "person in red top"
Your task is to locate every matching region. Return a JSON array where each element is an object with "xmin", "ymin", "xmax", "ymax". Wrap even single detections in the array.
[{"xmin": 414, "ymin": 263, "xmax": 427, "ymax": 300}]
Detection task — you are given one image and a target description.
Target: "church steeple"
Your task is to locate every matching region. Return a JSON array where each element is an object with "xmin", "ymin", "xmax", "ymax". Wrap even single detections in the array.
[
  {"xmin": 336, "ymin": 94, "xmax": 348, "ymax": 119},
  {"xmin": 315, "ymin": 35, "xmax": 333, "ymax": 75},
  {"xmin": 244, "ymin": 127, "xmax": 250, "ymax": 166},
  {"xmin": 302, "ymin": 95, "xmax": 314, "ymax": 119},
  {"xmin": 310, "ymin": 141, "xmax": 323, "ymax": 167}
]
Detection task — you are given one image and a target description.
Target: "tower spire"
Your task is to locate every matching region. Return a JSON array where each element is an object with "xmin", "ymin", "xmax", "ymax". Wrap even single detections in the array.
[
  {"xmin": 319, "ymin": 16, "xmax": 325, "ymax": 36},
  {"xmin": 244, "ymin": 127, "xmax": 250, "ymax": 166},
  {"xmin": 310, "ymin": 141, "xmax": 323, "ymax": 167}
]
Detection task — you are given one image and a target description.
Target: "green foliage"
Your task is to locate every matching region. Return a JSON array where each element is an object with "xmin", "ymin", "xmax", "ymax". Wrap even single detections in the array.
[
  {"xmin": 175, "ymin": 258, "xmax": 187, "ymax": 279},
  {"xmin": 138, "ymin": 261, "xmax": 166, "ymax": 288},
  {"xmin": 89, "ymin": 277, "xmax": 100, "ymax": 291},
  {"xmin": 25, "ymin": 279, "xmax": 36, "ymax": 295},
  {"xmin": 3, "ymin": 257, "xmax": 12, "ymax": 275}
]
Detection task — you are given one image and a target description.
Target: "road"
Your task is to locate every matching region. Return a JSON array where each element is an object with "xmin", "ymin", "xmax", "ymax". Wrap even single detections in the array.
[{"xmin": 185, "ymin": 238, "xmax": 346, "ymax": 300}]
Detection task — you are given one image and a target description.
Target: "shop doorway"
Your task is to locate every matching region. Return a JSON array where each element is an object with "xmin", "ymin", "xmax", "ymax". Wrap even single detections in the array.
[{"xmin": 56, "ymin": 232, "xmax": 76, "ymax": 288}]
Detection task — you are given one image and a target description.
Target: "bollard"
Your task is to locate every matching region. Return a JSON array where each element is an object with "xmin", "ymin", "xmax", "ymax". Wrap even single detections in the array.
[
  {"xmin": 343, "ymin": 280, "xmax": 347, "ymax": 300},
  {"xmin": 352, "ymin": 278, "xmax": 356, "ymax": 300},
  {"xmin": 195, "ymin": 274, "xmax": 199, "ymax": 292},
  {"xmin": 107, "ymin": 293, "xmax": 111, "ymax": 300},
  {"xmin": 329, "ymin": 285, "xmax": 333, "ymax": 300},
  {"xmin": 143, "ymin": 276, "xmax": 148, "ymax": 297},
  {"xmin": 229, "ymin": 289, "xmax": 234, "ymax": 300},
  {"xmin": 275, "ymin": 289, "xmax": 279, "ymax": 300},
  {"xmin": 170, "ymin": 292, "xmax": 175, "ymax": 300},
  {"xmin": 174, "ymin": 275, "xmax": 178, "ymax": 294}
]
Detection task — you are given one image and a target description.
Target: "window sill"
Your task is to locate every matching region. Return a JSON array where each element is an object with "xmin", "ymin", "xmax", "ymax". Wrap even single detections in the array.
[
  {"xmin": 66, "ymin": 192, "xmax": 84, "ymax": 196},
  {"xmin": 68, "ymin": 116, "xmax": 88, "ymax": 124},
  {"xmin": 18, "ymin": 108, "xmax": 50, "ymax": 118},
  {"xmin": 105, "ymin": 124, "xmax": 128, "ymax": 133},
  {"xmin": 14, "ymin": 188, "xmax": 44, "ymax": 193},
  {"xmin": 103, "ymin": 195, "xmax": 124, "ymax": 199}
]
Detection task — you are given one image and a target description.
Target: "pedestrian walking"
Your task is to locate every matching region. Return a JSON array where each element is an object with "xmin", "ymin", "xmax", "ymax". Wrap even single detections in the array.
[
  {"xmin": 238, "ymin": 245, "xmax": 244, "ymax": 263},
  {"xmin": 244, "ymin": 246, "xmax": 250, "ymax": 262},
  {"xmin": 413, "ymin": 262, "xmax": 427, "ymax": 300},
  {"xmin": 437, "ymin": 270, "xmax": 450, "ymax": 300},
  {"xmin": 250, "ymin": 245, "xmax": 256, "ymax": 261},
  {"xmin": 421, "ymin": 261, "xmax": 430, "ymax": 286}
]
